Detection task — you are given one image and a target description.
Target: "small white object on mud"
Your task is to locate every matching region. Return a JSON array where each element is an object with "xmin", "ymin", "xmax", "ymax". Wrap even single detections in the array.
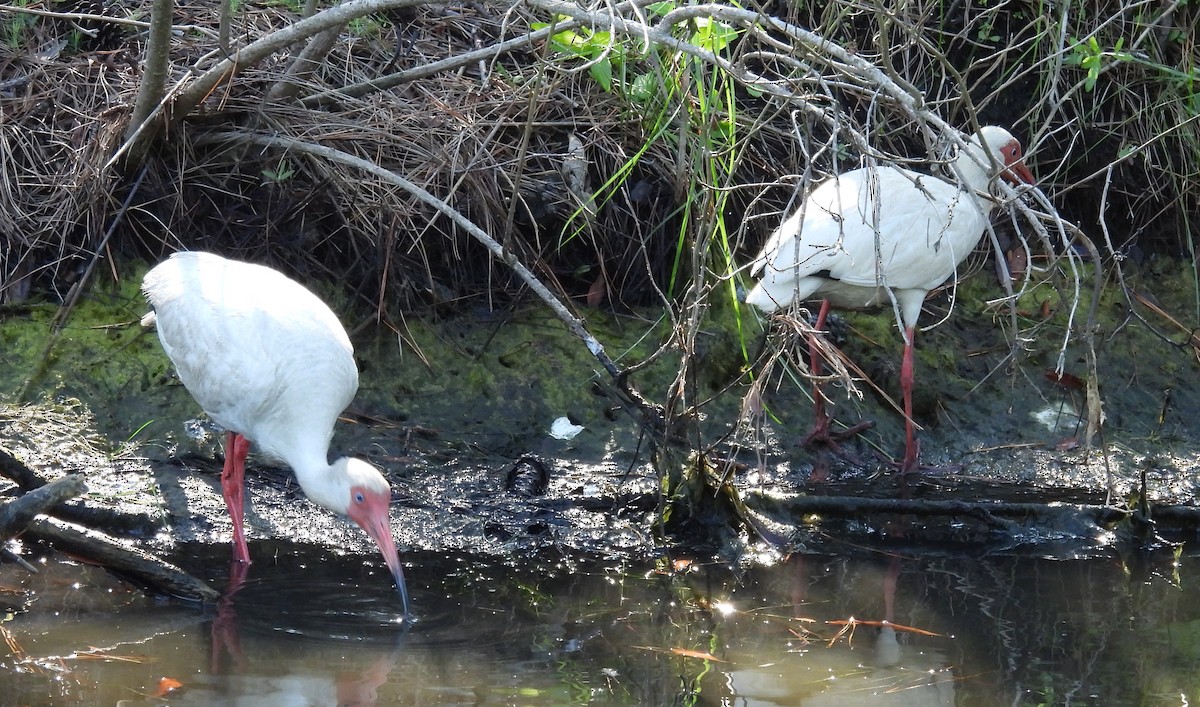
[
  {"xmin": 549, "ymin": 417, "xmax": 584, "ymax": 440},
  {"xmin": 1032, "ymin": 405, "xmax": 1077, "ymax": 432}
]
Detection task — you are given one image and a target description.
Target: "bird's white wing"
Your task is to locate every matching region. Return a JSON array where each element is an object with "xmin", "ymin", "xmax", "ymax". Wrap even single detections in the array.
[
  {"xmin": 820, "ymin": 170, "xmax": 989, "ymax": 293},
  {"xmin": 144, "ymin": 252, "xmax": 358, "ymax": 465},
  {"xmin": 758, "ymin": 168, "xmax": 988, "ymax": 290}
]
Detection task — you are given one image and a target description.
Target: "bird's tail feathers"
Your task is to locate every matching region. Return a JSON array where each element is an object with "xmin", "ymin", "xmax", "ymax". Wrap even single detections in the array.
[{"xmin": 745, "ymin": 280, "xmax": 792, "ymax": 313}]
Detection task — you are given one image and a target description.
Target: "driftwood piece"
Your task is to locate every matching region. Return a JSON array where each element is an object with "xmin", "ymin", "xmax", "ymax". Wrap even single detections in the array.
[
  {"xmin": 0, "ymin": 446, "xmax": 46, "ymax": 490},
  {"xmin": 0, "ymin": 445, "xmax": 161, "ymax": 535},
  {"xmin": 25, "ymin": 516, "xmax": 219, "ymax": 602},
  {"xmin": 747, "ymin": 492, "xmax": 1130, "ymax": 526},
  {"xmin": 743, "ymin": 491, "xmax": 1200, "ymax": 554},
  {"xmin": 0, "ymin": 474, "xmax": 88, "ymax": 541},
  {"xmin": 0, "ymin": 448, "xmax": 218, "ymax": 601}
]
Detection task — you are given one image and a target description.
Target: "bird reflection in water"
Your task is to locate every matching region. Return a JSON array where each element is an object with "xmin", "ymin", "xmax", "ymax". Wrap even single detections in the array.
[{"xmin": 205, "ymin": 559, "xmax": 406, "ymax": 706}]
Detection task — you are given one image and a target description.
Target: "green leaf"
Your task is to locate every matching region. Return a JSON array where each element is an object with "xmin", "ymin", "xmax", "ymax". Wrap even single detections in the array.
[
  {"xmin": 689, "ymin": 18, "xmax": 738, "ymax": 53},
  {"xmin": 590, "ymin": 57, "xmax": 613, "ymax": 92},
  {"xmin": 587, "ymin": 30, "xmax": 612, "ymax": 51},
  {"xmin": 630, "ymin": 72, "xmax": 658, "ymax": 103},
  {"xmin": 550, "ymin": 28, "xmax": 590, "ymax": 55},
  {"xmin": 714, "ymin": 118, "xmax": 735, "ymax": 143},
  {"xmin": 646, "ymin": 1, "xmax": 674, "ymax": 16}
]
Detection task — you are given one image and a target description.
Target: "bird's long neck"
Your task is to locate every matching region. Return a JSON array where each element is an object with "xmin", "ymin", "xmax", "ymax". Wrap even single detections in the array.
[
  {"xmin": 952, "ymin": 142, "xmax": 995, "ymax": 197},
  {"xmin": 289, "ymin": 452, "xmax": 344, "ymax": 515}
]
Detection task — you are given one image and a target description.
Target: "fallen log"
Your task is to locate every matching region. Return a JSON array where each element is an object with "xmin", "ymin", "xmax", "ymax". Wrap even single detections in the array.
[
  {"xmin": 0, "ymin": 449, "xmax": 218, "ymax": 602},
  {"xmin": 24, "ymin": 516, "xmax": 219, "ymax": 602},
  {"xmin": 0, "ymin": 474, "xmax": 88, "ymax": 541},
  {"xmin": 746, "ymin": 492, "xmax": 1130, "ymax": 526},
  {"xmin": 740, "ymin": 489, "xmax": 1200, "ymax": 557}
]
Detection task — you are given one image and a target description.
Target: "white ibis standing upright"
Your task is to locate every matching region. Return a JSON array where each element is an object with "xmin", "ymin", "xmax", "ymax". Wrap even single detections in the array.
[
  {"xmin": 142, "ymin": 251, "xmax": 411, "ymax": 617},
  {"xmin": 746, "ymin": 126, "xmax": 1035, "ymax": 473}
]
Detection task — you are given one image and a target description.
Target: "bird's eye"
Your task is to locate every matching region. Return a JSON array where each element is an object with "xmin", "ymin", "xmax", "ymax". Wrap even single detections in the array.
[{"xmin": 354, "ymin": 492, "xmax": 365, "ymax": 504}]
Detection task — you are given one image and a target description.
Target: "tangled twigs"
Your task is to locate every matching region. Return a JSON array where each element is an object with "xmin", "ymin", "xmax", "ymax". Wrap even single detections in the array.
[{"xmin": 193, "ymin": 130, "xmax": 671, "ymax": 438}]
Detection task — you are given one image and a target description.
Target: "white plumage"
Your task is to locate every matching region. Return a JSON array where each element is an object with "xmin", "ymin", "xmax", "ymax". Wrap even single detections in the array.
[
  {"xmin": 143, "ymin": 251, "xmax": 410, "ymax": 616},
  {"xmin": 746, "ymin": 126, "xmax": 1035, "ymax": 471},
  {"xmin": 145, "ymin": 253, "xmax": 355, "ymax": 474}
]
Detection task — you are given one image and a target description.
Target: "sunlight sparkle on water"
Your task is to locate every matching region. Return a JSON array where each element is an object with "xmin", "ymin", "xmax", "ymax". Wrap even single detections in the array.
[
  {"xmin": 712, "ymin": 600, "xmax": 736, "ymax": 616},
  {"xmin": 745, "ymin": 543, "xmax": 782, "ymax": 566}
]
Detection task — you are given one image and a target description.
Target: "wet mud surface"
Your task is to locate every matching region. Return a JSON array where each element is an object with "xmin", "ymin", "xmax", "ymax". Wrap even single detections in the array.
[
  {"xmin": 4, "ymin": 259, "xmax": 1200, "ymax": 705},
  {"xmin": 2, "ymin": 258, "xmax": 1200, "ymax": 569}
]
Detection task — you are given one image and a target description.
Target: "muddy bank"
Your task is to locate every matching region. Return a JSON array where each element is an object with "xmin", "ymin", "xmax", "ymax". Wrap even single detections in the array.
[{"xmin": 2, "ymin": 255, "xmax": 1200, "ymax": 573}]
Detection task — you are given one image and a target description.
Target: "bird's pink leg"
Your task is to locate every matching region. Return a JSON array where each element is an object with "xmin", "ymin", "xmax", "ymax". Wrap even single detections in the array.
[
  {"xmin": 899, "ymin": 328, "xmax": 920, "ymax": 474},
  {"xmin": 804, "ymin": 299, "xmax": 833, "ymax": 441},
  {"xmin": 802, "ymin": 299, "xmax": 873, "ymax": 455},
  {"xmin": 222, "ymin": 431, "xmax": 252, "ymax": 564}
]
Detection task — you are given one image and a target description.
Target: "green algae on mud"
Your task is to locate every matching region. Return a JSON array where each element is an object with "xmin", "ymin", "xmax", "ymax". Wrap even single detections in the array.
[
  {"xmin": 0, "ymin": 261, "xmax": 175, "ymax": 444},
  {"xmin": 0, "ymin": 262, "xmax": 708, "ymax": 463},
  {"xmin": 4, "ymin": 255, "xmax": 1200, "ymax": 561},
  {"xmin": 351, "ymin": 303, "xmax": 756, "ymax": 462}
]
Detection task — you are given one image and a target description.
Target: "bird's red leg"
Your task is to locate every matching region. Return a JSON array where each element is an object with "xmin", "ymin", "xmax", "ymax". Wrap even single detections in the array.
[
  {"xmin": 884, "ymin": 326, "xmax": 966, "ymax": 477},
  {"xmin": 899, "ymin": 328, "xmax": 920, "ymax": 474},
  {"xmin": 802, "ymin": 299, "xmax": 874, "ymax": 453},
  {"xmin": 804, "ymin": 299, "xmax": 833, "ymax": 443},
  {"xmin": 222, "ymin": 431, "xmax": 252, "ymax": 564}
]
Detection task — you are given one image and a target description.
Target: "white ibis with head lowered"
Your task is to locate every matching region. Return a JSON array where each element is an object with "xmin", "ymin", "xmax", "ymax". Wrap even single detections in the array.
[
  {"xmin": 142, "ymin": 251, "xmax": 411, "ymax": 617},
  {"xmin": 746, "ymin": 126, "xmax": 1035, "ymax": 473}
]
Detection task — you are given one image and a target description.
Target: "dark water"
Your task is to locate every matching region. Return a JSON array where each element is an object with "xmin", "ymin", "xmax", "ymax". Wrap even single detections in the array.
[{"xmin": 1, "ymin": 542, "xmax": 1198, "ymax": 705}]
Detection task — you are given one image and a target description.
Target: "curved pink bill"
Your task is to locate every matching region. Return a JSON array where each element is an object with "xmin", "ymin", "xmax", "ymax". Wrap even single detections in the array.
[
  {"xmin": 1005, "ymin": 159, "xmax": 1035, "ymax": 185},
  {"xmin": 348, "ymin": 491, "xmax": 412, "ymax": 620},
  {"xmin": 1001, "ymin": 140, "xmax": 1036, "ymax": 185}
]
